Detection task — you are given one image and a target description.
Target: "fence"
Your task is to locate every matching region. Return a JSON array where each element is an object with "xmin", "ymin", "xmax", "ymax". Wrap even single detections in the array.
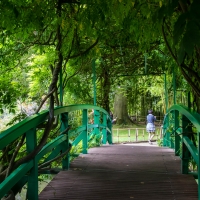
[{"xmin": 112, "ymin": 127, "xmax": 162, "ymax": 143}]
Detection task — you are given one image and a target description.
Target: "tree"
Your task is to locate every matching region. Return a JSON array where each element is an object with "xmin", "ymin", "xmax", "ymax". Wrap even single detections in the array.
[
  {"xmin": 0, "ymin": 1, "xmax": 105, "ymax": 198},
  {"xmin": 154, "ymin": 0, "xmax": 200, "ymax": 111},
  {"xmin": 1, "ymin": 1, "xmax": 200, "ymax": 198},
  {"xmin": 113, "ymin": 88, "xmax": 129, "ymax": 124},
  {"xmin": 2, "ymin": 1, "xmax": 154, "ymax": 198}
]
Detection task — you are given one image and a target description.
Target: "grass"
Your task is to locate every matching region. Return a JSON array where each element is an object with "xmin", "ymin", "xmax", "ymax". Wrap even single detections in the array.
[{"xmin": 112, "ymin": 125, "xmax": 162, "ymax": 143}]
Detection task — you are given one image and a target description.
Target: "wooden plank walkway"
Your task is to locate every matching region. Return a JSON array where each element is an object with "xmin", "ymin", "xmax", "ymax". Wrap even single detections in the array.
[{"xmin": 39, "ymin": 143, "xmax": 198, "ymax": 200}]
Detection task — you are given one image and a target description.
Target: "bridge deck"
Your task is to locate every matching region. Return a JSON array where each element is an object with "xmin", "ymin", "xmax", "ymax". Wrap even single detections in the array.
[{"xmin": 39, "ymin": 143, "xmax": 198, "ymax": 200}]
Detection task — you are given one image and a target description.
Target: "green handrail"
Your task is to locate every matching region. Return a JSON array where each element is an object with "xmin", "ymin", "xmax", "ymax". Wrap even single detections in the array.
[
  {"xmin": 162, "ymin": 104, "xmax": 200, "ymax": 200},
  {"xmin": 0, "ymin": 104, "xmax": 112, "ymax": 200},
  {"xmin": 167, "ymin": 104, "xmax": 200, "ymax": 131}
]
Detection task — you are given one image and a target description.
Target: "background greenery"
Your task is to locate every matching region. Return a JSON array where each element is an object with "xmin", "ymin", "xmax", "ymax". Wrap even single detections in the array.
[{"xmin": 1, "ymin": 0, "xmax": 200, "ymax": 199}]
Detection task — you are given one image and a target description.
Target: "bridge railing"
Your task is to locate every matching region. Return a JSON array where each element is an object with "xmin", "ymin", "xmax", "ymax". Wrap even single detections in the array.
[
  {"xmin": 0, "ymin": 104, "xmax": 112, "ymax": 200},
  {"xmin": 162, "ymin": 104, "xmax": 200, "ymax": 197}
]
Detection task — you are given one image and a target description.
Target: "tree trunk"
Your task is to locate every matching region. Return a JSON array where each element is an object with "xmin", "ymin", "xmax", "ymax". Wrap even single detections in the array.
[
  {"xmin": 100, "ymin": 64, "xmax": 111, "ymax": 112},
  {"xmin": 113, "ymin": 90, "xmax": 132, "ymax": 125},
  {"xmin": 140, "ymin": 95, "xmax": 146, "ymax": 117}
]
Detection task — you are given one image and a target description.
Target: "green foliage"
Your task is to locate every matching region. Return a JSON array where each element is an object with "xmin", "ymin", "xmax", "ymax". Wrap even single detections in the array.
[
  {"xmin": 6, "ymin": 113, "xmax": 27, "ymax": 127},
  {"xmin": 156, "ymin": 0, "xmax": 200, "ymax": 62},
  {"xmin": 157, "ymin": 138, "xmax": 163, "ymax": 146},
  {"xmin": 152, "ymin": 0, "xmax": 200, "ymax": 100},
  {"xmin": 69, "ymin": 131, "xmax": 103, "ymax": 163},
  {"xmin": 68, "ymin": 111, "xmax": 82, "ymax": 130},
  {"xmin": 189, "ymin": 158, "xmax": 197, "ymax": 172},
  {"xmin": 0, "ymin": 75, "xmax": 22, "ymax": 113},
  {"xmin": 1, "ymin": 2, "xmax": 200, "ymax": 195},
  {"xmin": 27, "ymin": 53, "xmax": 52, "ymax": 100},
  {"xmin": 88, "ymin": 132, "xmax": 103, "ymax": 147}
]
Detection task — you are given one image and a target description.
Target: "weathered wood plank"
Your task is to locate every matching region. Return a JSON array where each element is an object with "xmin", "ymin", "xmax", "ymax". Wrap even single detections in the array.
[{"xmin": 39, "ymin": 144, "xmax": 198, "ymax": 200}]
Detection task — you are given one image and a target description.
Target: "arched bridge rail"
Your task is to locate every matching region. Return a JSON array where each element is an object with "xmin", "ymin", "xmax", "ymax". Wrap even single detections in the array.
[
  {"xmin": 163, "ymin": 104, "xmax": 200, "ymax": 198},
  {"xmin": 0, "ymin": 104, "xmax": 112, "ymax": 200}
]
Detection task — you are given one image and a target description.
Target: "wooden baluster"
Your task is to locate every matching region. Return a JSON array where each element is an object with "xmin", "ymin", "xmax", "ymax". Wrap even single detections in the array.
[
  {"xmin": 60, "ymin": 112, "xmax": 70, "ymax": 170},
  {"xmin": 82, "ymin": 109, "xmax": 88, "ymax": 153},
  {"xmin": 26, "ymin": 128, "xmax": 38, "ymax": 200},
  {"xmin": 181, "ymin": 115, "xmax": 191, "ymax": 174},
  {"xmin": 102, "ymin": 113, "xmax": 107, "ymax": 144},
  {"xmin": 174, "ymin": 110, "xmax": 180, "ymax": 156}
]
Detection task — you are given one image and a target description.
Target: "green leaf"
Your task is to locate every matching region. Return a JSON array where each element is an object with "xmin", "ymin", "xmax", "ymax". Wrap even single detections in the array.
[
  {"xmin": 177, "ymin": 41, "xmax": 185, "ymax": 64},
  {"xmin": 173, "ymin": 14, "xmax": 187, "ymax": 46},
  {"xmin": 166, "ymin": 0, "xmax": 179, "ymax": 16},
  {"xmin": 190, "ymin": 0, "xmax": 200, "ymax": 20},
  {"xmin": 157, "ymin": 5, "xmax": 166, "ymax": 23},
  {"xmin": 182, "ymin": 34, "xmax": 194, "ymax": 57},
  {"xmin": 11, "ymin": 109, "xmax": 16, "ymax": 114},
  {"xmin": 181, "ymin": 20, "xmax": 200, "ymax": 56}
]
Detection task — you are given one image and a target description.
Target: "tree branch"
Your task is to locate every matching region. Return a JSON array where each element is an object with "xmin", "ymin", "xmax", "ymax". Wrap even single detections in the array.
[
  {"xmin": 178, "ymin": 0, "xmax": 188, "ymax": 13},
  {"xmin": 162, "ymin": 18, "xmax": 179, "ymax": 65},
  {"xmin": 181, "ymin": 62, "xmax": 200, "ymax": 83},
  {"xmin": 69, "ymin": 38, "xmax": 99, "ymax": 59},
  {"xmin": 180, "ymin": 66, "xmax": 200, "ymax": 97},
  {"xmin": 35, "ymin": 88, "xmax": 56, "ymax": 114},
  {"xmin": 6, "ymin": 134, "xmax": 26, "ymax": 177}
]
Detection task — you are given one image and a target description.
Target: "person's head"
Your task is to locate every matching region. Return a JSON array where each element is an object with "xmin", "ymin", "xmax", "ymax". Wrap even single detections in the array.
[{"xmin": 148, "ymin": 109, "xmax": 153, "ymax": 114}]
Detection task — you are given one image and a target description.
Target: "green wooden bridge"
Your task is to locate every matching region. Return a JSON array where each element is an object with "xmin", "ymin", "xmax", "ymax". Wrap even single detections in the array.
[{"xmin": 0, "ymin": 104, "xmax": 200, "ymax": 199}]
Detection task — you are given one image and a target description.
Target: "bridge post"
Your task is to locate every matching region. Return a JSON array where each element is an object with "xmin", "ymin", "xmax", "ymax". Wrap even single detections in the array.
[
  {"xmin": 61, "ymin": 112, "xmax": 70, "ymax": 170},
  {"xmin": 92, "ymin": 59, "xmax": 97, "ymax": 106},
  {"xmin": 163, "ymin": 114, "xmax": 170, "ymax": 147},
  {"xmin": 26, "ymin": 128, "xmax": 38, "ymax": 200},
  {"xmin": 59, "ymin": 66, "xmax": 63, "ymax": 106},
  {"xmin": 102, "ymin": 113, "xmax": 107, "ymax": 144},
  {"xmin": 174, "ymin": 110, "xmax": 180, "ymax": 156},
  {"xmin": 181, "ymin": 115, "xmax": 191, "ymax": 174},
  {"xmin": 173, "ymin": 67, "xmax": 176, "ymax": 105},
  {"xmin": 164, "ymin": 73, "xmax": 168, "ymax": 112},
  {"xmin": 94, "ymin": 110, "xmax": 100, "ymax": 135},
  {"xmin": 170, "ymin": 113, "xmax": 175, "ymax": 149},
  {"xmin": 107, "ymin": 118, "xmax": 113, "ymax": 144},
  {"xmin": 82, "ymin": 109, "xmax": 88, "ymax": 154}
]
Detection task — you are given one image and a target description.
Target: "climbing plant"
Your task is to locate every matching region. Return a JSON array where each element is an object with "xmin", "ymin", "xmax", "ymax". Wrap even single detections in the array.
[{"xmin": 1, "ymin": 1, "xmax": 200, "ymax": 198}]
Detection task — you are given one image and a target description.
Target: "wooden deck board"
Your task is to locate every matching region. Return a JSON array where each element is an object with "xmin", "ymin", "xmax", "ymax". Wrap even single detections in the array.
[{"xmin": 39, "ymin": 144, "xmax": 198, "ymax": 200}]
